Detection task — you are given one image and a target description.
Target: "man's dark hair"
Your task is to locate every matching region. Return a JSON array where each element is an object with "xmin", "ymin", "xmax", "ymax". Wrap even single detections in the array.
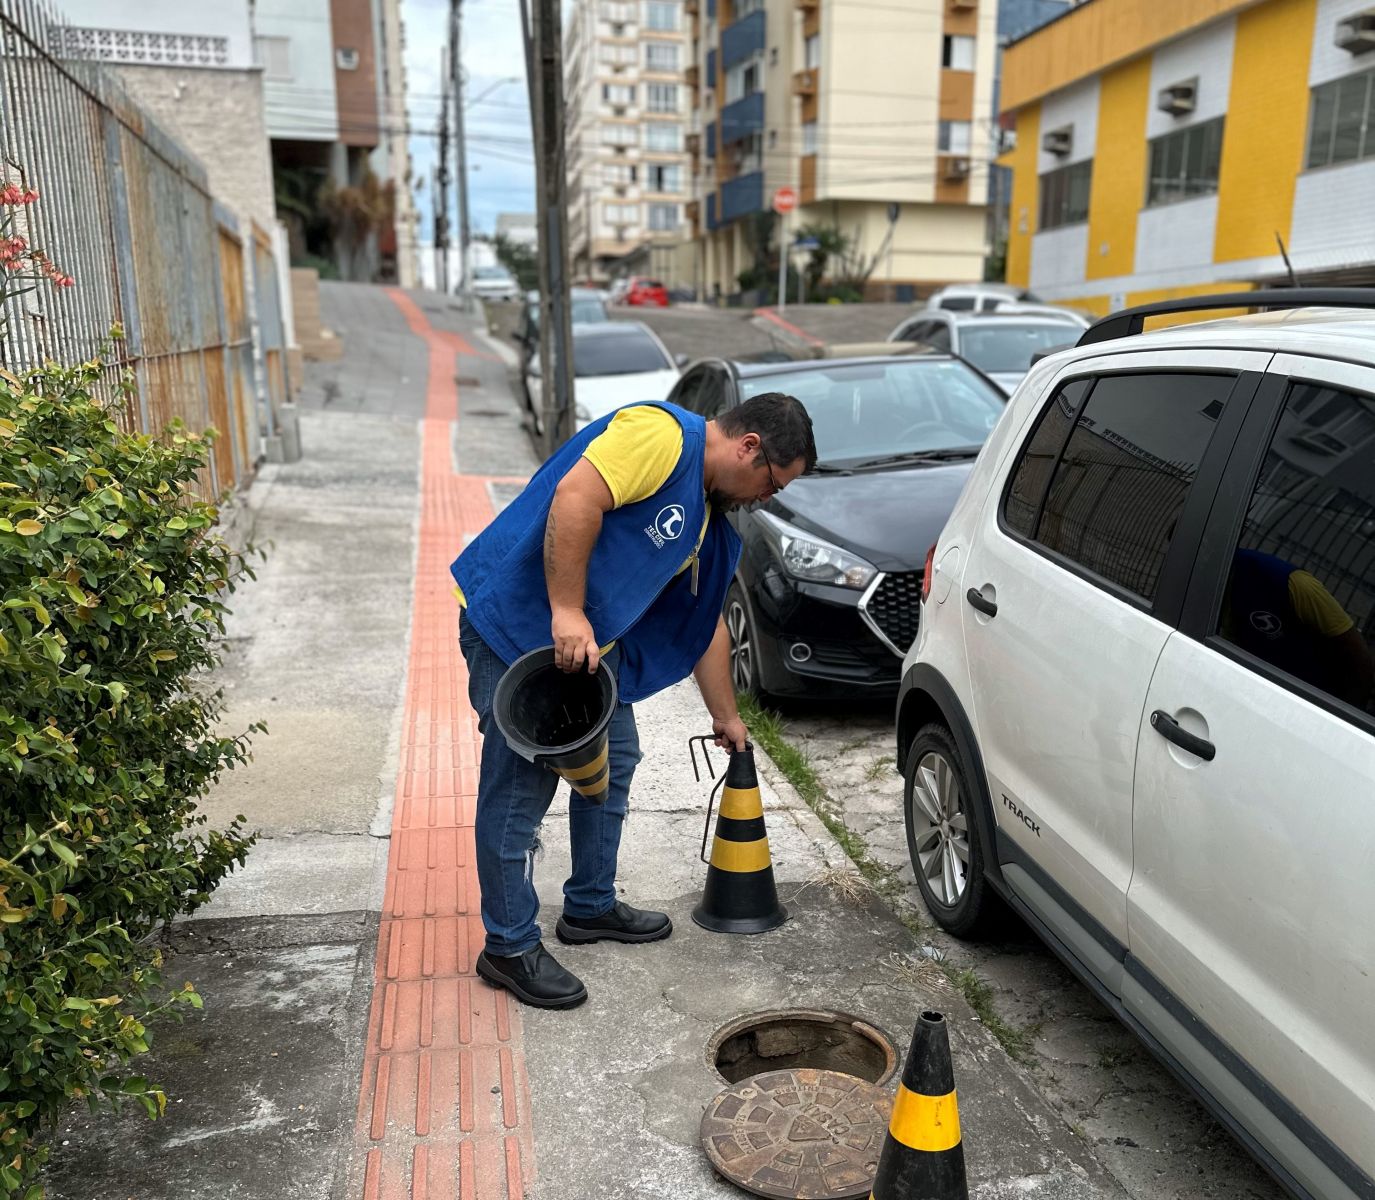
[{"xmin": 716, "ymin": 392, "xmax": 817, "ymax": 474}]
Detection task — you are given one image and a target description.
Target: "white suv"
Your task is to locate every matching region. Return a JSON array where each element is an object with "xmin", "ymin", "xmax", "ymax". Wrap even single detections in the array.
[{"xmin": 896, "ymin": 292, "xmax": 1375, "ymax": 1200}]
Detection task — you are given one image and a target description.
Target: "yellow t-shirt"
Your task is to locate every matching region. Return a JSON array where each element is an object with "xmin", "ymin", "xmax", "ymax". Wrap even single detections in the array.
[
  {"xmin": 1287, "ymin": 570, "xmax": 1355, "ymax": 637},
  {"xmin": 454, "ymin": 406, "xmax": 708, "ymax": 611}
]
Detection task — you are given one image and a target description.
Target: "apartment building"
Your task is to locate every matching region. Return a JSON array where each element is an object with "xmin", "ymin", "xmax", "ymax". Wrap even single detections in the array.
[
  {"xmin": 998, "ymin": 0, "xmax": 1375, "ymax": 314},
  {"xmin": 565, "ymin": 0, "xmax": 695, "ymax": 286},
  {"xmin": 688, "ymin": 0, "xmax": 997, "ymax": 302}
]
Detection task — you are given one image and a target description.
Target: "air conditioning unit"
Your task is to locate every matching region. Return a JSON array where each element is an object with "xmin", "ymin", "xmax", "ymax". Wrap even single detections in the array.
[
  {"xmin": 1041, "ymin": 125, "xmax": 1072, "ymax": 157},
  {"xmin": 944, "ymin": 156, "xmax": 971, "ymax": 180},
  {"xmin": 1335, "ymin": 7, "xmax": 1375, "ymax": 53},
  {"xmin": 1157, "ymin": 77, "xmax": 1198, "ymax": 115},
  {"xmin": 335, "ymin": 47, "xmax": 359, "ymax": 70}
]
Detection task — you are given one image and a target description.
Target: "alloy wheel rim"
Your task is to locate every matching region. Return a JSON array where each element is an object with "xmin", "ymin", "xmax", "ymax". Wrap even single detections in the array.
[
  {"xmin": 910, "ymin": 751, "xmax": 970, "ymax": 906},
  {"xmin": 727, "ymin": 600, "xmax": 752, "ymax": 693}
]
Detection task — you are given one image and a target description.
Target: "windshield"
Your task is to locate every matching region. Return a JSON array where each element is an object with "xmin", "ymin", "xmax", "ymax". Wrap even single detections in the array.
[
  {"xmin": 529, "ymin": 298, "xmax": 607, "ymax": 331},
  {"xmin": 739, "ymin": 360, "xmax": 1005, "ymax": 463},
  {"xmin": 573, "ymin": 329, "xmax": 672, "ymax": 377},
  {"xmin": 474, "ymin": 267, "xmax": 510, "ymax": 280},
  {"xmin": 957, "ymin": 322, "xmax": 1076, "ymax": 374}
]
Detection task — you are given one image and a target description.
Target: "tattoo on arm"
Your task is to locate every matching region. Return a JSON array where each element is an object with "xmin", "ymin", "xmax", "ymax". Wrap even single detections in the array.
[{"xmin": 544, "ymin": 511, "xmax": 557, "ymax": 579}]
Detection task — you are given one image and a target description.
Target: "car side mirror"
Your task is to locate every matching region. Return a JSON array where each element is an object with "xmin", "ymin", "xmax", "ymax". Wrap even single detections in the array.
[{"xmin": 674, "ymin": 353, "xmax": 689, "ymax": 368}]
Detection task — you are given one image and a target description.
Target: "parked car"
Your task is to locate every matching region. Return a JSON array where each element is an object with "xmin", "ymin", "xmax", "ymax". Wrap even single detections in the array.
[
  {"xmin": 923, "ymin": 283, "xmax": 1040, "ymax": 313},
  {"xmin": 888, "ymin": 309, "xmax": 1087, "ymax": 394},
  {"xmin": 468, "ymin": 265, "xmax": 521, "ymax": 303},
  {"xmin": 514, "ymin": 288, "xmax": 609, "ymax": 368},
  {"xmin": 623, "ymin": 277, "xmax": 670, "ymax": 307},
  {"xmin": 665, "ymin": 353, "xmax": 1008, "ymax": 698},
  {"xmin": 897, "ymin": 291, "xmax": 1375, "ymax": 1200},
  {"xmin": 523, "ymin": 321, "xmax": 680, "ymax": 433}
]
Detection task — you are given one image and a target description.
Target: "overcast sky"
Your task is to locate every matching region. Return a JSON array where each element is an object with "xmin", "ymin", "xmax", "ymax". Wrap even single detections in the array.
[{"xmin": 402, "ymin": 0, "xmax": 536, "ymax": 240}]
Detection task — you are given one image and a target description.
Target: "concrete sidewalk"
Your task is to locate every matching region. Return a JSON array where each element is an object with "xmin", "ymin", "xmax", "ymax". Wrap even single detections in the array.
[{"xmin": 45, "ymin": 283, "xmax": 1124, "ymax": 1200}]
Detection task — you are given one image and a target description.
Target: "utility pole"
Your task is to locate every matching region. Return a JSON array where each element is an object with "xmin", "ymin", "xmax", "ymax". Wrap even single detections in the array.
[
  {"xmin": 522, "ymin": 0, "xmax": 576, "ymax": 454},
  {"xmin": 451, "ymin": 0, "xmax": 471, "ymax": 299},
  {"xmin": 436, "ymin": 47, "xmax": 451, "ymax": 293}
]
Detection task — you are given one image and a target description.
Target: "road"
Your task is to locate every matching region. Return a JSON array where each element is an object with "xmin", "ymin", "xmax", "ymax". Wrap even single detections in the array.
[{"xmin": 486, "ymin": 297, "xmax": 1286, "ymax": 1200}]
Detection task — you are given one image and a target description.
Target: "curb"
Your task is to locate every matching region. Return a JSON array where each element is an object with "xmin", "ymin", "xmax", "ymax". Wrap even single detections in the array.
[{"xmin": 751, "ymin": 306, "xmax": 825, "ymax": 353}]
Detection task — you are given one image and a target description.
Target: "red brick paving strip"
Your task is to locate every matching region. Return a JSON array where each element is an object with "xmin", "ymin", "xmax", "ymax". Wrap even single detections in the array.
[{"xmin": 352, "ymin": 290, "xmax": 533, "ymax": 1199}]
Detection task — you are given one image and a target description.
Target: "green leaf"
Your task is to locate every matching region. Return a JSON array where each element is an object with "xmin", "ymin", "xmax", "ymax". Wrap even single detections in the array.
[
  {"xmin": 14, "ymin": 1101, "xmax": 35, "ymax": 1119},
  {"xmin": 15, "ymin": 519, "xmax": 43, "ymax": 536},
  {"xmin": 106, "ymin": 681, "xmax": 126, "ymax": 704},
  {"xmin": 103, "ymin": 521, "xmax": 127, "ymax": 538},
  {"xmin": 48, "ymin": 841, "xmax": 78, "ymax": 869},
  {"xmin": 121, "ymin": 1076, "xmax": 148, "ymax": 1094},
  {"xmin": 166, "ymin": 516, "xmax": 187, "ymax": 531},
  {"xmin": 63, "ymin": 997, "xmax": 93, "ymax": 1011}
]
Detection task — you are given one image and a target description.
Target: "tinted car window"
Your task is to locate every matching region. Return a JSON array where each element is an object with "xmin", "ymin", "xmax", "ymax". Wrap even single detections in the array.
[
  {"xmin": 738, "ymin": 359, "xmax": 1004, "ymax": 463},
  {"xmin": 573, "ymin": 329, "xmax": 672, "ymax": 377},
  {"xmin": 958, "ymin": 322, "xmax": 1080, "ymax": 375},
  {"xmin": 1002, "ymin": 377, "xmax": 1092, "ymax": 537},
  {"xmin": 921, "ymin": 323, "xmax": 952, "ymax": 352},
  {"xmin": 1033, "ymin": 373, "xmax": 1233, "ymax": 602},
  {"xmin": 938, "ymin": 297, "xmax": 977, "ymax": 311},
  {"xmin": 668, "ymin": 367, "xmax": 704, "ymax": 412},
  {"xmin": 1216, "ymin": 382, "xmax": 1375, "ymax": 718},
  {"xmin": 696, "ymin": 370, "xmax": 729, "ymax": 420}
]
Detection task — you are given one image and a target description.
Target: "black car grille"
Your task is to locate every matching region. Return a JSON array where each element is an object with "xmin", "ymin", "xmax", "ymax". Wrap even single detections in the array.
[{"xmin": 864, "ymin": 572, "xmax": 922, "ymax": 654}]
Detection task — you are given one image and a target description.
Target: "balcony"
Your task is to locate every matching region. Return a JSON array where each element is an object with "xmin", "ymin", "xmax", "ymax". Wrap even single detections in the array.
[
  {"xmin": 792, "ymin": 68, "xmax": 817, "ymax": 97},
  {"xmin": 720, "ymin": 169, "xmax": 764, "ymax": 223},
  {"xmin": 720, "ymin": 91, "xmax": 764, "ymax": 146},
  {"xmin": 721, "ymin": 9, "xmax": 765, "ymax": 70},
  {"xmin": 685, "ymin": 64, "xmax": 699, "ymax": 90},
  {"xmin": 686, "ymin": 132, "xmax": 701, "ymax": 156}
]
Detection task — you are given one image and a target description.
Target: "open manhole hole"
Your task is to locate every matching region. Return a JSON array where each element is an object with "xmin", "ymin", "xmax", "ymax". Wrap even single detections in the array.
[{"xmin": 709, "ymin": 1009, "xmax": 897, "ymax": 1086}]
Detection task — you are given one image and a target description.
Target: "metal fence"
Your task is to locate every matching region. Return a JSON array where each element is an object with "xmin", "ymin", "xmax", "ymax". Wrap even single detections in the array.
[{"xmin": 0, "ymin": 0, "xmax": 279, "ymax": 495}]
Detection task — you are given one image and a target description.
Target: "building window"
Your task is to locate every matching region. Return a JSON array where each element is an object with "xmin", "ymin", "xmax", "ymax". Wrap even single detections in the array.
[
  {"xmin": 255, "ymin": 35, "xmax": 291, "ymax": 80},
  {"xmin": 1306, "ymin": 68, "xmax": 1375, "ymax": 170},
  {"xmin": 600, "ymin": 42, "xmax": 639, "ymax": 65},
  {"xmin": 644, "ymin": 121, "xmax": 683, "ymax": 151},
  {"xmin": 941, "ymin": 35, "xmax": 975, "ymax": 71},
  {"xmin": 735, "ymin": 0, "xmax": 765, "ymax": 14},
  {"xmin": 938, "ymin": 120, "xmax": 972, "ymax": 154},
  {"xmin": 602, "ymin": 1, "xmax": 636, "ymax": 22},
  {"xmin": 646, "ymin": 41, "xmax": 679, "ymax": 71},
  {"xmin": 645, "ymin": 1, "xmax": 679, "ymax": 32},
  {"xmin": 647, "ymin": 83, "xmax": 679, "ymax": 112},
  {"xmin": 647, "ymin": 163, "xmax": 681, "ymax": 191},
  {"xmin": 603, "ymin": 82, "xmax": 636, "ymax": 105},
  {"xmin": 805, "ymin": 34, "xmax": 821, "ymax": 69},
  {"xmin": 649, "ymin": 203, "xmax": 679, "ymax": 231},
  {"xmin": 802, "ymin": 121, "xmax": 818, "ymax": 155},
  {"xmin": 603, "ymin": 162, "xmax": 637, "ymax": 185},
  {"xmin": 725, "ymin": 56, "xmax": 762, "ymax": 102},
  {"xmin": 1039, "ymin": 159, "xmax": 1092, "ymax": 229},
  {"xmin": 1146, "ymin": 117, "xmax": 1224, "ymax": 206},
  {"xmin": 600, "ymin": 123, "xmax": 640, "ymax": 145},
  {"xmin": 603, "ymin": 202, "xmax": 640, "ymax": 226}
]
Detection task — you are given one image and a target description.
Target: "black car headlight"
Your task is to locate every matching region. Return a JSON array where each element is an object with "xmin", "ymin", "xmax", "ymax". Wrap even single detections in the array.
[{"xmin": 756, "ymin": 511, "xmax": 877, "ymax": 590}]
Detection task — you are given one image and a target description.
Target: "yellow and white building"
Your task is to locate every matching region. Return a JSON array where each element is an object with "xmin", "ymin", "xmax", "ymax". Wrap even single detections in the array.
[
  {"xmin": 999, "ymin": 0, "xmax": 1375, "ymax": 315},
  {"xmin": 688, "ymin": 0, "xmax": 999, "ymax": 301}
]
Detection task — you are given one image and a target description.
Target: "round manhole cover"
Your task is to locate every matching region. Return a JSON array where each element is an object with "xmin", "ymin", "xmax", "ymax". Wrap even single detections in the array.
[{"xmin": 700, "ymin": 1068, "xmax": 890, "ymax": 1199}]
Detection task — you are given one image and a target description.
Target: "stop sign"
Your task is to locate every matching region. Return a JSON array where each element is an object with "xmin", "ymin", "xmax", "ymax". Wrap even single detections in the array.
[{"xmin": 772, "ymin": 186, "xmax": 798, "ymax": 214}]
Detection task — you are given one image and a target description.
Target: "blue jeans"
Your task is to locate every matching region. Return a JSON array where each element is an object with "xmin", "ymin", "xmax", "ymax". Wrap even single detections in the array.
[{"xmin": 459, "ymin": 611, "xmax": 642, "ymax": 957}]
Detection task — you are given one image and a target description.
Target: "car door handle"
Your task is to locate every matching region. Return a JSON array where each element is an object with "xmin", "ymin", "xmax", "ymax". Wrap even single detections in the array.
[
  {"xmin": 965, "ymin": 588, "xmax": 997, "ymax": 617},
  {"xmin": 1149, "ymin": 710, "xmax": 1215, "ymax": 762}
]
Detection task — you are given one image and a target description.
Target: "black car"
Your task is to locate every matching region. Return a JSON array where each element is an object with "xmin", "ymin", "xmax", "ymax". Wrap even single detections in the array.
[{"xmin": 665, "ymin": 354, "xmax": 1007, "ymax": 698}]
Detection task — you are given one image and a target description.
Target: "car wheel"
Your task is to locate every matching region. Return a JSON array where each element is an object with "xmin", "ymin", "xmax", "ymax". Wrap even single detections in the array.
[
  {"xmin": 725, "ymin": 582, "xmax": 766, "ymax": 700},
  {"xmin": 903, "ymin": 722, "xmax": 1002, "ymax": 938}
]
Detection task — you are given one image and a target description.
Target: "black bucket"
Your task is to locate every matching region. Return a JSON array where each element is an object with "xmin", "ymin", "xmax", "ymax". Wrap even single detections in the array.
[{"xmin": 492, "ymin": 647, "xmax": 618, "ymax": 802}]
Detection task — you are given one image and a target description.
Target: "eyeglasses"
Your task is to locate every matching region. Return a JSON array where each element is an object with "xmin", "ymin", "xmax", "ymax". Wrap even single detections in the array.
[{"xmin": 758, "ymin": 441, "xmax": 783, "ymax": 495}]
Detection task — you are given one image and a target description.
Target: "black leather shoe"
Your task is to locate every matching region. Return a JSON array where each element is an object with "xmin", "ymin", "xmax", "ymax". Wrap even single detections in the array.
[
  {"xmin": 475, "ymin": 943, "xmax": 588, "ymax": 1009},
  {"xmin": 556, "ymin": 900, "xmax": 673, "ymax": 945}
]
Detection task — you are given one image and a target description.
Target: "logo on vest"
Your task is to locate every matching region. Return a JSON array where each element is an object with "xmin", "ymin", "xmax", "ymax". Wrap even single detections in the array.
[
  {"xmin": 1250, "ymin": 609, "xmax": 1283, "ymax": 638},
  {"xmin": 645, "ymin": 504, "xmax": 686, "ymax": 549}
]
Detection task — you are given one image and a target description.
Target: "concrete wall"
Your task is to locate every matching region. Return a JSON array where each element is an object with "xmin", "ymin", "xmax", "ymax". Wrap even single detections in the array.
[
  {"xmin": 112, "ymin": 66, "xmax": 276, "ymax": 236},
  {"xmin": 257, "ymin": 0, "xmax": 339, "ymax": 143},
  {"xmin": 56, "ymin": 0, "xmax": 256, "ymax": 67}
]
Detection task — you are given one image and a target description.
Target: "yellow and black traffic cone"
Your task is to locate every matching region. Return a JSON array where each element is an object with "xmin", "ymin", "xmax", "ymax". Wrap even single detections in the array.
[
  {"xmin": 871, "ymin": 1010, "xmax": 967, "ymax": 1199},
  {"xmin": 692, "ymin": 743, "xmax": 787, "ymax": 934},
  {"xmin": 493, "ymin": 646, "xmax": 617, "ymax": 803}
]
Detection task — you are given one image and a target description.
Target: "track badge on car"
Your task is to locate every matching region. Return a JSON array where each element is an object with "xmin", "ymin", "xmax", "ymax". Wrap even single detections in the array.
[
  {"xmin": 1003, "ymin": 793, "xmax": 1041, "ymax": 837},
  {"xmin": 645, "ymin": 503, "xmax": 686, "ymax": 549}
]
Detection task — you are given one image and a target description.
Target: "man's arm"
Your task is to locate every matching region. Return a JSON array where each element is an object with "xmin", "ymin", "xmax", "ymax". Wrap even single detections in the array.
[
  {"xmin": 547, "ymin": 458, "xmax": 614, "ymax": 673},
  {"xmin": 694, "ymin": 617, "xmax": 748, "ymax": 751}
]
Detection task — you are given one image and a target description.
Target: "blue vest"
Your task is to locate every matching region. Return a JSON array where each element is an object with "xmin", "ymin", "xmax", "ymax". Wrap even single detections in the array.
[{"xmin": 452, "ymin": 402, "xmax": 742, "ymax": 704}]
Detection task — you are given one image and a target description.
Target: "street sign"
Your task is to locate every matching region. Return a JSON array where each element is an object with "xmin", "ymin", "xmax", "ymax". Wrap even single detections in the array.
[
  {"xmin": 772, "ymin": 186, "xmax": 798, "ymax": 214},
  {"xmin": 793, "ymin": 237, "xmax": 820, "ymax": 251}
]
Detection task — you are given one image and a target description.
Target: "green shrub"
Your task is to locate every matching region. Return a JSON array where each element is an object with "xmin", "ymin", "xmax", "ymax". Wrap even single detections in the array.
[{"xmin": 0, "ymin": 361, "xmax": 259, "ymax": 1197}]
